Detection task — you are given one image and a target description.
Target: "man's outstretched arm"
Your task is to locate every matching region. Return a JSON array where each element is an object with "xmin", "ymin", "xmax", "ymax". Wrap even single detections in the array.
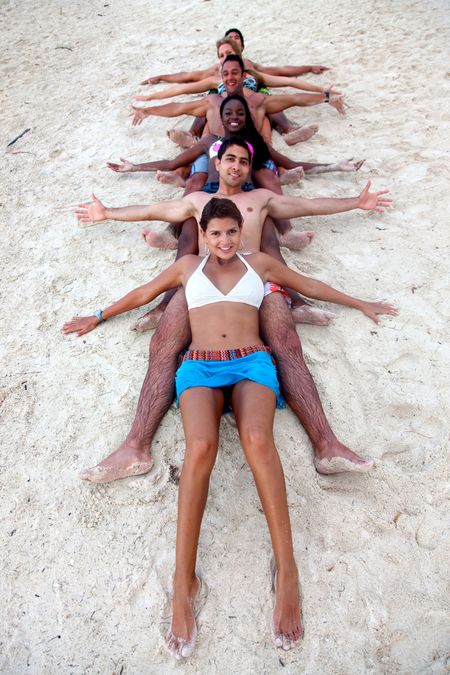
[
  {"xmin": 140, "ymin": 65, "xmax": 216, "ymax": 86},
  {"xmin": 247, "ymin": 60, "xmax": 329, "ymax": 76},
  {"xmin": 266, "ymin": 181, "xmax": 392, "ymax": 219},
  {"xmin": 130, "ymin": 98, "xmax": 209, "ymax": 126},
  {"xmin": 264, "ymin": 91, "xmax": 346, "ymax": 116},
  {"xmin": 75, "ymin": 194, "xmax": 196, "ymax": 224}
]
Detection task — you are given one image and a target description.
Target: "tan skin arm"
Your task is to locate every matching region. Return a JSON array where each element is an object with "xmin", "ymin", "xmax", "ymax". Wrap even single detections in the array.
[
  {"xmin": 265, "ymin": 181, "xmax": 392, "ymax": 219},
  {"xmin": 264, "ymin": 91, "xmax": 346, "ymax": 115},
  {"xmin": 246, "ymin": 59, "xmax": 329, "ymax": 76},
  {"xmin": 75, "ymin": 193, "xmax": 197, "ymax": 225},
  {"xmin": 258, "ymin": 72, "xmax": 333, "ymax": 94},
  {"xmin": 255, "ymin": 253, "xmax": 398, "ymax": 324},
  {"xmin": 62, "ymin": 257, "xmax": 195, "ymax": 337},
  {"xmin": 140, "ymin": 65, "xmax": 216, "ymax": 86},
  {"xmin": 130, "ymin": 98, "xmax": 210, "ymax": 126},
  {"xmin": 134, "ymin": 75, "xmax": 218, "ymax": 102}
]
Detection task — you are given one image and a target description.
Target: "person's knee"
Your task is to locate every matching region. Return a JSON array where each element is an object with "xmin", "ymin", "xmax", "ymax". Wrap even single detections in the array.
[
  {"xmin": 185, "ymin": 436, "xmax": 217, "ymax": 472},
  {"xmin": 240, "ymin": 426, "xmax": 275, "ymax": 464}
]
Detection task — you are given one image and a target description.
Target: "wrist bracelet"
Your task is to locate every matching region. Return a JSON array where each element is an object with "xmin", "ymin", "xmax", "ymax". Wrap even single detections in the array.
[
  {"xmin": 324, "ymin": 90, "xmax": 330, "ymax": 103},
  {"xmin": 94, "ymin": 309, "xmax": 105, "ymax": 323}
]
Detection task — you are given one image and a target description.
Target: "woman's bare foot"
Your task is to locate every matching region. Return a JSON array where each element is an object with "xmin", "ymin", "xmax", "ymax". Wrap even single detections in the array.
[
  {"xmin": 141, "ymin": 227, "xmax": 178, "ymax": 250},
  {"xmin": 156, "ymin": 170, "xmax": 186, "ymax": 188},
  {"xmin": 78, "ymin": 442, "xmax": 153, "ymax": 484},
  {"xmin": 291, "ymin": 304, "xmax": 337, "ymax": 326},
  {"xmin": 314, "ymin": 440, "xmax": 374, "ymax": 475},
  {"xmin": 279, "ymin": 230, "xmax": 315, "ymax": 251},
  {"xmin": 166, "ymin": 576, "xmax": 202, "ymax": 660},
  {"xmin": 284, "ymin": 124, "xmax": 319, "ymax": 146},
  {"xmin": 130, "ymin": 304, "xmax": 167, "ymax": 332},
  {"xmin": 280, "ymin": 167, "xmax": 305, "ymax": 186},
  {"xmin": 167, "ymin": 129, "xmax": 197, "ymax": 149},
  {"xmin": 271, "ymin": 566, "xmax": 303, "ymax": 651}
]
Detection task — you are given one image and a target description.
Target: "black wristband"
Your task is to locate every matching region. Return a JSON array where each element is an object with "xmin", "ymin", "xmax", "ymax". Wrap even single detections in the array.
[{"xmin": 324, "ymin": 90, "xmax": 330, "ymax": 103}]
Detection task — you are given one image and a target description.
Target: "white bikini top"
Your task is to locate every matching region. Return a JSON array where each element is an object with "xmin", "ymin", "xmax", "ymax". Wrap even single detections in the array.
[{"xmin": 185, "ymin": 254, "xmax": 264, "ymax": 310}]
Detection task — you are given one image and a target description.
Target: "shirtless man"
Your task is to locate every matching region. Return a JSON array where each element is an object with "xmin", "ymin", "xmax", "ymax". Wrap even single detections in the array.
[
  {"xmin": 131, "ymin": 55, "xmax": 345, "ymax": 144},
  {"xmin": 73, "ymin": 138, "xmax": 393, "ymax": 483},
  {"xmin": 139, "ymin": 36, "xmax": 328, "ymax": 147}
]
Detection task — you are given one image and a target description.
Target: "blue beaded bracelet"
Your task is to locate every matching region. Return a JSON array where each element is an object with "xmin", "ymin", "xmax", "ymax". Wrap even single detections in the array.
[{"xmin": 94, "ymin": 309, "xmax": 105, "ymax": 323}]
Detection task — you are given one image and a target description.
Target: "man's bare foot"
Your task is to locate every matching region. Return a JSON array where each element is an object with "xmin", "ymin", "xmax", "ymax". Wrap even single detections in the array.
[
  {"xmin": 314, "ymin": 441, "xmax": 374, "ymax": 475},
  {"xmin": 156, "ymin": 170, "xmax": 186, "ymax": 188},
  {"xmin": 78, "ymin": 442, "xmax": 153, "ymax": 484},
  {"xmin": 166, "ymin": 575, "xmax": 202, "ymax": 660},
  {"xmin": 280, "ymin": 167, "xmax": 305, "ymax": 186},
  {"xmin": 271, "ymin": 565, "xmax": 303, "ymax": 651},
  {"xmin": 291, "ymin": 305, "xmax": 337, "ymax": 326},
  {"xmin": 141, "ymin": 227, "xmax": 178, "ymax": 250},
  {"xmin": 279, "ymin": 230, "xmax": 315, "ymax": 251},
  {"xmin": 284, "ymin": 124, "xmax": 319, "ymax": 146},
  {"xmin": 167, "ymin": 129, "xmax": 197, "ymax": 149},
  {"xmin": 130, "ymin": 304, "xmax": 167, "ymax": 332}
]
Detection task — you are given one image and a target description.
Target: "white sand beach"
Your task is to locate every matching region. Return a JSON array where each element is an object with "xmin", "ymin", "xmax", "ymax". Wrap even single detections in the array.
[{"xmin": 1, "ymin": 0, "xmax": 449, "ymax": 672}]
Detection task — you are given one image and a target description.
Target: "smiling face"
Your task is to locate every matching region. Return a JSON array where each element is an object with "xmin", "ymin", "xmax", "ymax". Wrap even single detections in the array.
[
  {"xmin": 221, "ymin": 98, "xmax": 246, "ymax": 134},
  {"xmin": 215, "ymin": 143, "xmax": 251, "ymax": 188},
  {"xmin": 217, "ymin": 41, "xmax": 237, "ymax": 65},
  {"xmin": 201, "ymin": 216, "xmax": 242, "ymax": 259},
  {"xmin": 221, "ymin": 60, "xmax": 244, "ymax": 95}
]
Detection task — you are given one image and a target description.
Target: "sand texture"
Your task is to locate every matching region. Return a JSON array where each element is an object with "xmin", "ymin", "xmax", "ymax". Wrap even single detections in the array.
[{"xmin": 1, "ymin": 0, "xmax": 450, "ymax": 672}]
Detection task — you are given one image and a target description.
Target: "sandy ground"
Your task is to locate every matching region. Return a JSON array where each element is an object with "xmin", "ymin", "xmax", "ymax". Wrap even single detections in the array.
[{"xmin": 1, "ymin": 0, "xmax": 450, "ymax": 672}]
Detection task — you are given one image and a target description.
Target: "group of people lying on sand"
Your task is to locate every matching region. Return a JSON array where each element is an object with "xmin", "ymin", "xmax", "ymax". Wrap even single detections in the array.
[{"xmin": 63, "ymin": 27, "xmax": 397, "ymax": 660}]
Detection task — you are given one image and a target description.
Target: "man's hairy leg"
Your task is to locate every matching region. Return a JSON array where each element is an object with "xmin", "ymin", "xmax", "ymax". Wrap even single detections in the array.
[
  {"xmin": 79, "ymin": 289, "xmax": 191, "ymax": 483},
  {"xmin": 133, "ymin": 217, "xmax": 199, "ymax": 332},
  {"xmin": 259, "ymin": 293, "xmax": 373, "ymax": 474}
]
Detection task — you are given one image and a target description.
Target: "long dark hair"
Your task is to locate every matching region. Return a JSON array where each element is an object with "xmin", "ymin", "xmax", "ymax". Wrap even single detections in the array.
[{"xmin": 219, "ymin": 94, "xmax": 271, "ymax": 171}]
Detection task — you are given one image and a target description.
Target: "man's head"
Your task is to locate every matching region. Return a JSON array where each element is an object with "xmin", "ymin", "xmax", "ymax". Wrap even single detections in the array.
[
  {"xmin": 215, "ymin": 137, "xmax": 253, "ymax": 188},
  {"xmin": 216, "ymin": 36, "xmax": 241, "ymax": 65},
  {"xmin": 221, "ymin": 54, "xmax": 245, "ymax": 95},
  {"xmin": 199, "ymin": 198, "xmax": 243, "ymax": 259},
  {"xmin": 225, "ymin": 28, "xmax": 244, "ymax": 51}
]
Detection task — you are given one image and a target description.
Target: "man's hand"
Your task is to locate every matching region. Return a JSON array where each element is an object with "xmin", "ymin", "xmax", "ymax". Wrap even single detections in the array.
[
  {"xmin": 62, "ymin": 316, "xmax": 100, "ymax": 336},
  {"xmin": 140, "ymin": 76, "xmax": 161, "ymax": 85},
  {"xmin": 75, "ymin": 194, "xmax": 108, "ymax": 222},
  {"xmin": 106, "ymin": 158, "xmax": 135, "ymax": 173},
  {"xmin": 359, "ymin": 301, "xmax": 398, "ymax": 324},
  {"xmin": 311, "ymin": 66, "xmax": 329, "ymax": 74},
  {"xmin": 130, "ymin": 106, "xmax": 147, "ymax": 126},
  {"xmin": 358, "ymin": 181, "xmax": 392, "ymax": 212},
  {"xmin": 336, "ymin": 158, "xmax": 365, "ymax": 172},
  {"xmin": 328, "ymin": 93, "xmax": 347, "ymax": 116}
]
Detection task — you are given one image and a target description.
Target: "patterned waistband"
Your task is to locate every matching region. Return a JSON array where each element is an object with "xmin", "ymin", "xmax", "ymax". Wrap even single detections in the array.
[{"xmin": 182, "ymin": 345, "xmax": 271, "ymax": 362}]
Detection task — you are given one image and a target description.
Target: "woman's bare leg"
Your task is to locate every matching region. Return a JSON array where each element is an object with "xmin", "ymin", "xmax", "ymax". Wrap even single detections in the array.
[
  {"xmin": 231, "ymin": 381, "xmax": 303, "ymax": 649},
  {"xmin": 167, "ymin": 387, "xmax": 224, "ymax": 660}
]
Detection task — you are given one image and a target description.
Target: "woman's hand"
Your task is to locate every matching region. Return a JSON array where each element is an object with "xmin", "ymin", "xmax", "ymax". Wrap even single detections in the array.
[
  {"xmin": 62, "ymin": 316, "xmax": 100, "ymax": 336},
  {"xmin": 75, "ymin": 194, "xmax": 107, "ymax": 222},
  {"xmin": 336, "ymin": 158, "xmax": 365, "ymax": 172},
  {"xmin": 328, "ymin": 93, "xmax": 347, "ymax": 115},
  {"xmin": 359, "ymin": 301, "xmax": 398, "ymax": 324},
  {"xmin": 106, "ymin": 158, "xmax": 135, "ymax": 173},
  {"xmin": 133, "ymin": 94, "xmax": 154, "ymax": 102},
  {"xmin": 358, "ymin": 181, "xmax": 392, "ymax": 212}
]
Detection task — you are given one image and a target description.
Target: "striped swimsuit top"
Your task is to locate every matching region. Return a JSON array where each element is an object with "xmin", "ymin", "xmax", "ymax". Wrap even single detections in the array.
[{"xmin": 185, "ymin": 254, "xmax": 264, "ymax": 310}]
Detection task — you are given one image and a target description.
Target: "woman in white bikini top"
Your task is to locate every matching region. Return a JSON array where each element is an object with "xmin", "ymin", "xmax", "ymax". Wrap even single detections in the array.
[{"xmin": 62, "ymin": 198, "xmax": 397, "ymax": 661}]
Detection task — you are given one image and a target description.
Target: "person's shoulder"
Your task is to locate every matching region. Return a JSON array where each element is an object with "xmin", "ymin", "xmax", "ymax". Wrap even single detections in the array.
[{"xmin": 248, "ymin": 187, "xmax": 274, "ymax": 202}]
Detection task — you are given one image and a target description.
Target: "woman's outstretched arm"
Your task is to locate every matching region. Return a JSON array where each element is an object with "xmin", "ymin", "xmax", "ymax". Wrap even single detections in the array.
[
  {"xmin": 61, "ymin": 257, "xmax": 193, "ymax": 337},
  {"xmin": 256, "ymin": 253, "xmax": 398, "ymax": 324},
  {"xmin": 106, "ymin": 138, "xmax": 210, "ymax": 173},
  {"xmin": 140, "ymin": 65, "xmax": 216, "ymax": 86}
]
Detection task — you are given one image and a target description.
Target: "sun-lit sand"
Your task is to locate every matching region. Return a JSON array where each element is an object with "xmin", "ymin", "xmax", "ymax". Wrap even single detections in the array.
[{"xmin": 1, "ymin": 0, "xmax": 449, "ymax": 672}]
